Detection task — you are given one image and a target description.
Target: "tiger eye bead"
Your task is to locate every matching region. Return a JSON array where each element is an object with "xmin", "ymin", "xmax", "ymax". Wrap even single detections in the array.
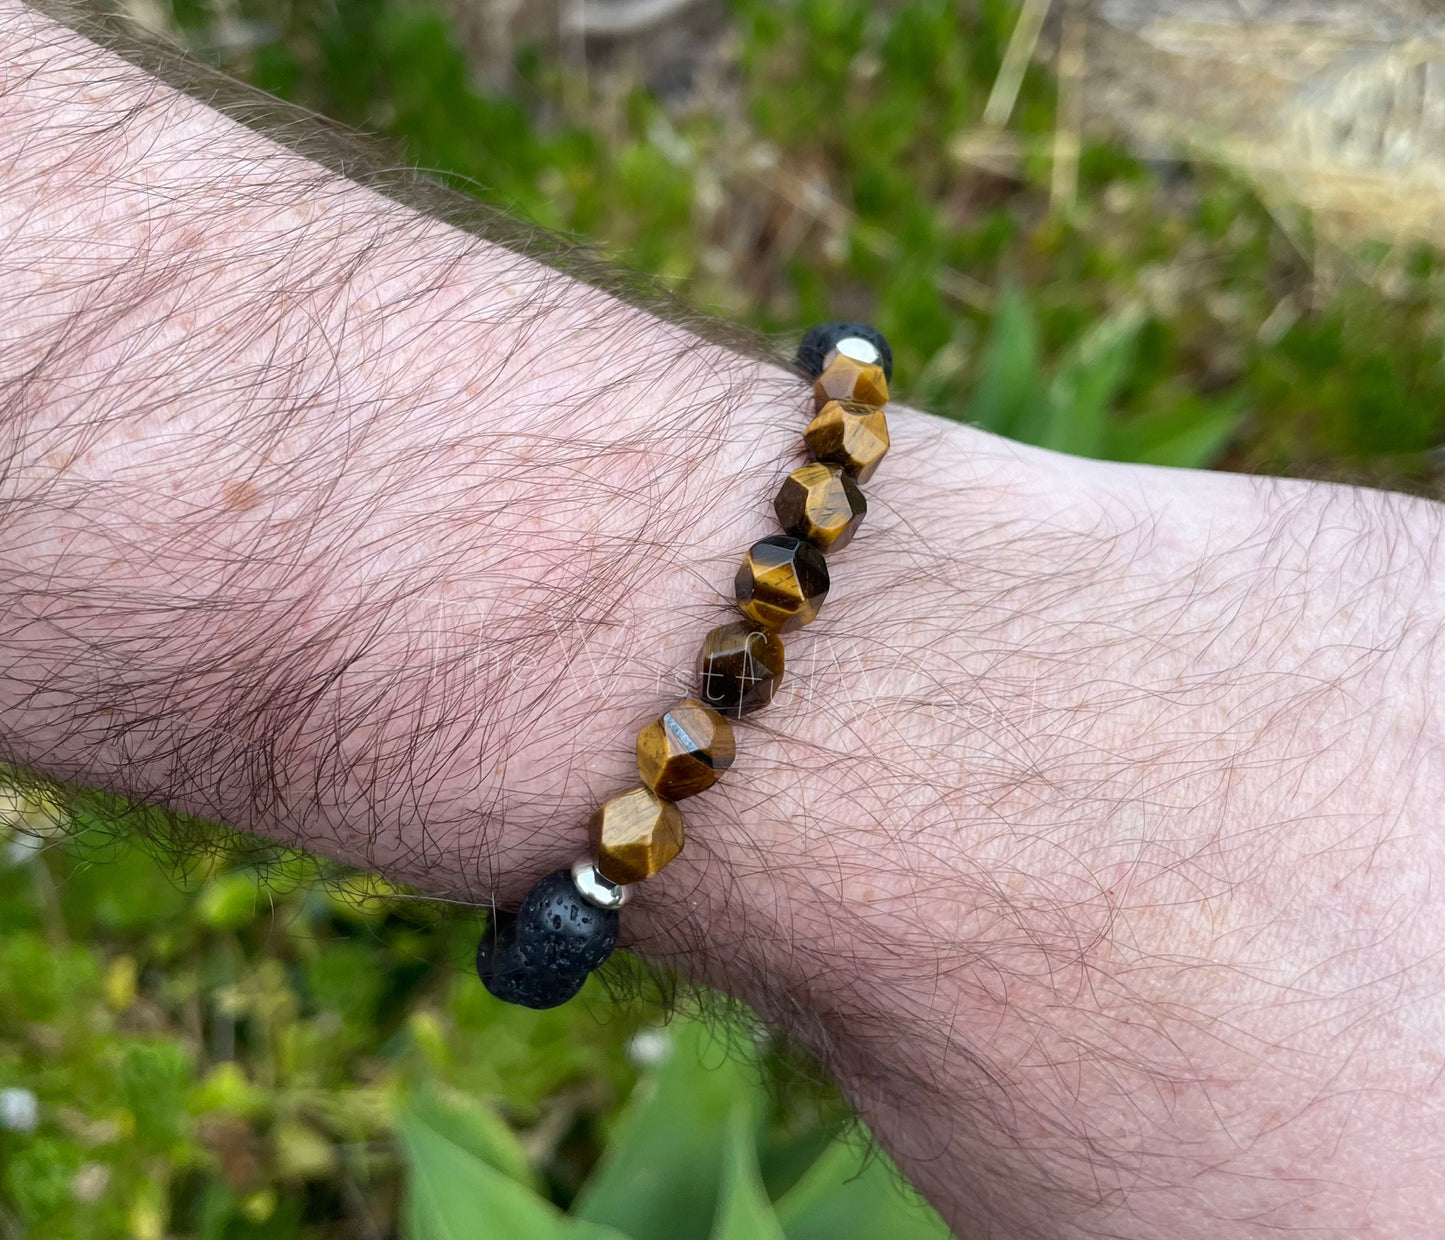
[
  {"xmin": 735, "ymin": 535, "xmax": 829, "ymax": 633},
  {"xmin": 774, "ymin": 462, "xmax": 866, "ymax": 553},
  {"xmin": 812, "ymin": 353, "xmax": 888, "ymax": 410},
  {"xmin": 803, "ymin": 401, "xmax": 890, "ymax": 484},
  {"xmin": 697, "ymin": 621, "xmax": 784, "ymax": 717},
  {"xmin": 589, "ymin": 787, "xmax": 684, "ymax": 884},
  {"xmin": 637, "ymin": 700, "xmax": 736, "ymax": 801}
]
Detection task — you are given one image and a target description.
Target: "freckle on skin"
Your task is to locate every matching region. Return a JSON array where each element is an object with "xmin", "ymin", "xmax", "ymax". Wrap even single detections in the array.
[{"xmin": 220, "ymin": 481, "xmax": 261, "ymax": 512}]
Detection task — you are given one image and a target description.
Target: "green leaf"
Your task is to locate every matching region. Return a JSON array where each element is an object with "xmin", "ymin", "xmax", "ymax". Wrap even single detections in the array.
[
  {"xmin": 1044, "ymin": 305, "xmax": 1145, "ymax": 457},
  {"xmin": 710, "ymin": 1102, "xmax": 787, "ymax": 1240},
  {"xmin": 396, "ymin": 1102, "xmax": 627, "ymax": 1240},
  {"xmin": 195, "ymin": 870, "xmax": 266, "ymax": 930},
  {"xmin": 573, "ymin": 1020, "xmax": 764, "ymax": 1240},
  {"xmin": 965, "ymin": 286, "xmax": 1042, "ymax": 438},
  {"xmin": 774, "ymin": 1133, "xmax": 955, "ymax": 1240},
  {"xmin": 404, "ymin": 1082, "xmax": 537, "ymax": 1189},
  {"xmin": 1110, "ymin": 401, "xmax": 1243, "ymax": 468},
  {"xmin": 119, "ymin": 1039, "xmax": 193, "ymax": 1151}
]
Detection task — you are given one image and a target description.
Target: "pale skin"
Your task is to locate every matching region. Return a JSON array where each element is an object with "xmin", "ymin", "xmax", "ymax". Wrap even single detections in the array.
[{"xmin": 4, "ymin": 4, "xmax": 1445, "ymax": 1236}]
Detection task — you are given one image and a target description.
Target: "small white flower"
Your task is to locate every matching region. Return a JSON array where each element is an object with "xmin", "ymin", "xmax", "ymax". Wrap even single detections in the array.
[
  {"xmin": 71, "ymin": 1163, "xmax": 109, "ymax": 1203},
  {"xmin": 626, "ymin": 1029, "xmax": 672, "ymax": 1068},
  {"xmin": 0, "ymin": 1087, "xmax": 39, "ymax": 1133},
  {"xmin": 2, "ymin": 832, "xmax": 43, "ymax": 868}
]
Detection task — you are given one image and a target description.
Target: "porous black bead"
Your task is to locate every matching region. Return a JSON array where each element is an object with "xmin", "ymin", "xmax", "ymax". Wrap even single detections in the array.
[
  {"xmin": 795, "ymin": 321, "xmax": 894, "ymax": 383},
  {"xmin": 477, "ymin": 911, "xmax": 586, "ymax": 1009},
  {"xmin": 476, "ymin": 870, "xmax": 620, "ymax": 1009}
]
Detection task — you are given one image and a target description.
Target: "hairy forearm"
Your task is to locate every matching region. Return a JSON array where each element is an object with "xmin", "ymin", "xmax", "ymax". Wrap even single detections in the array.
[
  {"xmin": 6, "ymin": 4, "xmax": 1445, "ymax": 1237},
  {"xmin": 0, "ymin": 0, "xmax": 794, "ymax": 889}
]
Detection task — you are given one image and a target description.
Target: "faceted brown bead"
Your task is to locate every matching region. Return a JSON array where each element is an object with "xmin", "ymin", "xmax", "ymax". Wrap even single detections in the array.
[
  {"xmin": 637, "ymin": 699, "xmax": 736, "ymax": 801},
  {"xmin": 803, "ymin": 401, "xmax": 890, "ymax": 484},
  {"xmin": 812, "ymin": 353, "xmax": 888, "ymax": 410},
  {"xmin": 589, "ymin": 787, "xmax": 684, "ymax": 884},
  {"xmin": 734, "ymin": 535, "xmax": 829, "ymax": 633},
  {"xmin": 696, "ymin": 621, "xmax": 784, "ymax": 717},
  {"xmin": 774, "ymin": 462, "xmax": 867, "ymax": 553}
]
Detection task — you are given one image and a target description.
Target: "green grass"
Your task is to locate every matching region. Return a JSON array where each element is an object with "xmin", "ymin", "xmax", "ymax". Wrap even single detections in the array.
[
  {"xmin": 209, "ymin": 0, "xmax": 1445, "ymax": 487},
  {"xmin": 1, "ymin": 793, "xmax": 935, "ymax": 1239},
  {"xmin": 5, "ymin": 0, "xmax": 1445, "ymax": 1236}
]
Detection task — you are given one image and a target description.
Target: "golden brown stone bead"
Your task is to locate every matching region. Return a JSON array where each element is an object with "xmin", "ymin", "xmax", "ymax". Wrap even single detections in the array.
[
  {"xmin": 812, "ymin": 353, "xmax": 888, "ymax": 410},
  {"xmin": 697, "ymin": 621, "xmax": 784, "ymax": 717},
  {"xmin": 774, "ymin": 462, "xmax": 867, "ymax": 553},
  {"xmin": 637, "ymin": 699, "xmax": 736, "ymax": 801},
  {"xmin": 734, "ymin": 535, "xmax": 829, "ymax": 633},
  {"xmin": 589, "ymin": 787, "xmax": 684, "ymax": 884},
  {"xmin": 803, "ymin": 400, "xmax": 890, "ymax": 484}
]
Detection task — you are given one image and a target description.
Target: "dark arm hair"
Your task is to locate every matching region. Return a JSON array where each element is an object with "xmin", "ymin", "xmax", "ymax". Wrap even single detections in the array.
[{"xmin": 6, "ymin": 4, "xmax": 1445, "ymax": 1236}]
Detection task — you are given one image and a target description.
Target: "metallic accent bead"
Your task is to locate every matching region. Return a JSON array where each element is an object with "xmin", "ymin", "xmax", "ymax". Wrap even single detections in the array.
[
  {"xmin": 795, "ymin": 322, "xmax": 894, "ymax": 382},
  {"xmin": 571, "ymin": 857, "xmax": 631, "ymax": 909},
  {"xmin": 827, "ymin": 336, "xmax": 882, "ymax": 369}
]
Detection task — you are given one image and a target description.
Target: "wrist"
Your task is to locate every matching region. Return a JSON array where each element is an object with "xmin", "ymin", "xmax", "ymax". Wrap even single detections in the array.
[
  {"xmin": 12, "ymin": 6, "xmax": 1445, "ymax": 1232},
  {"xmin": 666, "ymin": 437, "xmax": 1445, "ymax": 1236}
]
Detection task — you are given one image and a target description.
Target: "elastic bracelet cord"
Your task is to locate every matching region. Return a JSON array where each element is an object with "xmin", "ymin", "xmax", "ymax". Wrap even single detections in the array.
[{"xmin": 476, "ymin": 321, "xmax": 894, "ymax": 1009}]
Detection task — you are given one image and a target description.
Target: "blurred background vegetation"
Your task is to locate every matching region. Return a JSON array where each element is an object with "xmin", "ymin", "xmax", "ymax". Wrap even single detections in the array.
[{"xmin": 6, "ymin": 0, "xmax": 1445, "ymax": 1236}]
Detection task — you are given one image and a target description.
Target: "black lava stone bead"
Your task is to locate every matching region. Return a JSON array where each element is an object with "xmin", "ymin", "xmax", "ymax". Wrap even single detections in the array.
[
  {"xmin": 476, "ymin": 869, "xmax": 620, "ymax": 1009},
  {"xmin": 794, "ymin": 321, "xmax": 893, "ymax": 383}
]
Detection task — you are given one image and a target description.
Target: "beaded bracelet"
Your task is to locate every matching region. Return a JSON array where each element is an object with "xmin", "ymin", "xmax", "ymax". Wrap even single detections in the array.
[{"xmin": 476, "ymin": 321, "xmax": 894, "ymax": 1009}]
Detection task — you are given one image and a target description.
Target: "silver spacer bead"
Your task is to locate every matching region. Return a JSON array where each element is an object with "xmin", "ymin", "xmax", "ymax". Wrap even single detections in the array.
[
  {"xmin": 827, "ymin": 336, "xmax": 882, "ymax": 369},
  {"xmin": 571, "ymin": 857, "xmax": 630, "ymax": 910}
]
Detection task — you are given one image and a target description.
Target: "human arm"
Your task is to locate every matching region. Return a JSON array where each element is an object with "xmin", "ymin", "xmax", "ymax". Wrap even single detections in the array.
[{"xmin": 4, "ymin": 3, "xmax": 1445, "ymax": 1235}]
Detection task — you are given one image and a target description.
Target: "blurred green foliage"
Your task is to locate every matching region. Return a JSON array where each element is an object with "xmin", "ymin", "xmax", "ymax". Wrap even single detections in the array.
[
  {"xmin": 198, "ymin": 0, "xmax": 1445, "ymax": 487},
  {"xmin": 7, "ymin": 0, "xmax": 1445, "ymax": 1235},
  {"xmin": 399, "ymin": 1022, "xmax": 944, "ymax": 1240},
  {"xmin": 0, "ymin": 793, "xmax": 934, "ymax": 1239}
]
